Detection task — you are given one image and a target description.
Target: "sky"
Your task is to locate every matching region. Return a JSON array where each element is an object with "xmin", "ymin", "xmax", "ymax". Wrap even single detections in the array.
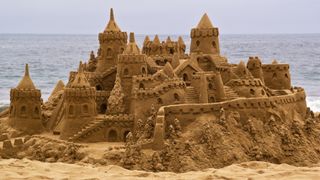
[{"xmin": 0, "ymin": 0, "xmax": 319, "ymax": 35}]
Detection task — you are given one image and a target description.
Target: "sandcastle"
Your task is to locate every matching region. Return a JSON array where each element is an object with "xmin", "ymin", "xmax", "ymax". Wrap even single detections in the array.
[{"xmin": 2, "ymin": 8, "xmax": 311, "ymax": 152}]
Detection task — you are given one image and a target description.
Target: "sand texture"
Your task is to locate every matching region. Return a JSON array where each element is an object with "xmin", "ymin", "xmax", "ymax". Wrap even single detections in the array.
[{"xmin": 0, "ymin": 158, "xmax": 319, "ymax": 180}]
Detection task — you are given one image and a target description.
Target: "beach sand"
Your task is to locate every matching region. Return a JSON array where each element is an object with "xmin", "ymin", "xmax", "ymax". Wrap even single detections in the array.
[{"xmin": 0, "ymin": 159, "xmax": 319, "ymax": 180}]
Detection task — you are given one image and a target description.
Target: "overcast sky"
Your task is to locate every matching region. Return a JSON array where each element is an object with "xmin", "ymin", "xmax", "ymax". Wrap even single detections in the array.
[{"xmin": 0, "ymin": 0, "xmax": 319, "ymax": 34}]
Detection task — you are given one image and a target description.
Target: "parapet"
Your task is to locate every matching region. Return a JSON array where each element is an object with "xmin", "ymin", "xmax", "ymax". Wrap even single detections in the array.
[
  {"xmin": 190, "ymin": 28, "xmax": 219, "ymax": 38},
  {"xmin": 10, "ymin": 89, "xmax": 41, "ymax": 99},
  {"xmin": 262, "ymin": 63, "xmax": 290, "ymax": 72},
  {"xmin": 99, "ymin": 31, "xmax": 127, "ymax": 42}
]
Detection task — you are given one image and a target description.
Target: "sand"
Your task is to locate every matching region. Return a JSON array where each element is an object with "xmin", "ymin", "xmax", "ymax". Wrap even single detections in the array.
[{"xmin": 0, "ymin": 159, "xmax": 319, "ymax": 180}]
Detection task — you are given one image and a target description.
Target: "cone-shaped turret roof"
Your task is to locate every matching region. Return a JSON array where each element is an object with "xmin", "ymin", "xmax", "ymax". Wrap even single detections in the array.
[
  {"xmin": 166, "ymin": 36, "xmax": 172, "ymax": 44},
  {"xmin": 70, "ymin": 62, "xmax": 91, "ymax": 88},
  {"xmin": 178, "ymin": 36, "xmax": 185, "ymax": 46},
  {"xmin": 124, "ymin": 32, "xmax": 140, "ymax": 55},
  {"xmin": 16, "ymin": 64, "xmax": 36, "ymax": 90},
  {"xmin": 196, "ymin": 13, "xmax": 214, "ymax": 29},
  {"xmin": 50, "ymin": 80, "xmax": 65, "ymax": 96},
  {"xmin": 143, "ymin": 36, "xmax": 150, "ymax": 46},
  {"xmin": 104, "ymin": 8, "xmax": 121, "ymax": 32},
  {"xmin": 153, "ymin": 35, "xmax": 161, "ymax": 45}
]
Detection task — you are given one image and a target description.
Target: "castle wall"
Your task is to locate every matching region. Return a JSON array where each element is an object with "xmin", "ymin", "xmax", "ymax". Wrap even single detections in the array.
[
  {"xmin": 160, "ymin": 89, "xmax": 306, "ymax": 136},
  {"xmin": 226, "ymin": 79, "xmax": 268, "ymax": 98},
  {"xmin": 131, "ymin": 80, "xmax": 187, "ymax": 123}
]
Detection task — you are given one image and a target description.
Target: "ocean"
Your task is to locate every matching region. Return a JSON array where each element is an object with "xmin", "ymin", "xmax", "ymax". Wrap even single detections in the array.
[{"xmin": 0, "ymin": 34, "xmax": 320, "ymax": 111}]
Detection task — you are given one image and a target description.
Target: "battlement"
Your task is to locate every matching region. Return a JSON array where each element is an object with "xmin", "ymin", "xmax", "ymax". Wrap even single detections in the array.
[
  {"xmin": 162, "ymin": 89, "xmax": 306, "ymax": 118},
  {"xmin": 10, "ymin": 88, "xmax": 41, "ymax": 99},
  {"xmin": 118, "ymin": 54, "xmax": 146, "ymax": 64},
  {"xmin": 247, "ymin": 56, "xmax": 262, "ymax": 69},
  {"xmin": 98, "ymin": 31, "xmax": 127, "ymax": 42},
  {"xmin": 190, "ymin": 28, "xmax": 219, "ymax": 38},
  {"xmin": 262, "ymin": 64, "xmax": 290, "ymax": 72},
  {"xmin": 226, "ymin": 79, "xmax": 264, "ymax": 87},
  {"xmin": 64, "ymin": 87, "xmax": 96, "ymax": 97}
]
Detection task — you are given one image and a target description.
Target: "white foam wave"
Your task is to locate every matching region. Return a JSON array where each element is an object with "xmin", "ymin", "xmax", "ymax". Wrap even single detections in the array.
[{"xmin": 306, "ymin": 97, "xmax": 320, "ymax": 112}]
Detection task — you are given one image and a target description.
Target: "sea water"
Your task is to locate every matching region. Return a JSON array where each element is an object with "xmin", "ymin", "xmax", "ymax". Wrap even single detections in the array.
[{"xmin": 0, "ymin": 34, "xmax": 320, "ymax": 111}]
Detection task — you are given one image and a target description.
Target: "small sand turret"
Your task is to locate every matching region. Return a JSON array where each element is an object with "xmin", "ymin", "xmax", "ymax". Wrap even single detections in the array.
[
  {"xmin": 190, "ymin": 13, "xmax": 220, "ymax": 55},
  {"xmin": 9, "ymin": 64, "xmax": 44, "ymax": 134}
]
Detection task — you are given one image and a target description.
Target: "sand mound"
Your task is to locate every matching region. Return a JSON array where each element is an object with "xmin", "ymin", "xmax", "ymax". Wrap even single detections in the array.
[{"xmin": 0, "ymin": 159, "xmax": 319, "ymax": 180}]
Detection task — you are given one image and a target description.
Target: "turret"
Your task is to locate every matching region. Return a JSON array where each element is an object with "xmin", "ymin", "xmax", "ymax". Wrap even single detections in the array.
[
  {"xmin": 9, "ymin": 64, "xmax": 43, "ymax": 134},
  {"xmin": 96, "ymin": 8, "xmax": 128, "ymax": 72},
  {"xmin": 60, "ymin": 62, "xmax": 96, "ymax": 140},
  {"xmin": 142, "ymin": 35, "xmax": 150, "ymax": 54},
  {"xmin": 190, "ymin": 13, "xmax": 220, "ymax": 55},
  {"xmin": 117, "ymin": 33, "xmax": 148, "ymax": 112},
  {"xmin": 247, "ymin": 56, "xmax": 264, "ymax": 83},
  {"xmin": 178, "ymin": 36, "xmax": 186, "ymax": 54}
]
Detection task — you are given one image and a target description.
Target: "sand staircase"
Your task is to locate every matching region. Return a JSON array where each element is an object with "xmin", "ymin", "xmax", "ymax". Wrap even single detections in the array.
[
  {"xmin": 100, "ymin": 66, "xmax": 117, "ymax": 78},
  {"xmin": 185, "ymin": 86, "xmax": 199, "ymax": 103},
  {"xmin": 68, "ymin": 119, "xmax": 106, "ymax": 142},
  {"xmin": 224, "ymin": 86, "xmax": 240, "ymax": 99}
]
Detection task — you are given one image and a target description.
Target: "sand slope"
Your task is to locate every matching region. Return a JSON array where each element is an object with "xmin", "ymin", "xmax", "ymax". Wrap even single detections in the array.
[{"xmin": 0, "ymin": 159, "xmax": 319, "ymax": 180}]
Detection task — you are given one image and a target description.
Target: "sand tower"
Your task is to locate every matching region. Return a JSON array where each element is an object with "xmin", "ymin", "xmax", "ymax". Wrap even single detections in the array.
[
  {"xmin": 190, "ymin": 13, "xmax": 220, "ymax": 55},
  {"xmin": 60, "ymin": 62, "xmax": 97, "ymax": 140},
  {"xmin": 117, "ymin": 32, "xmax": 148, "ymax": 112},
  {"xmin": 9, "ymin": 64, "xmax": 43, "ymax": 134},
  {"xmin": 96, "ymin": 8, "xmax": 128, "ymax": 72}
]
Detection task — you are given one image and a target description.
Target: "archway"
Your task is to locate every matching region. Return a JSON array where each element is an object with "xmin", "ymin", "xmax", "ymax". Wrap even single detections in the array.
[
  {"xmin": 99, "ymin": 103, "xmax": 107, "ymax": 114},
  {"xmin": 108, "ymin": 129, "xmax": 118, "ymax": 142},
  {"xmin": 96, "ymin": 85, "xmax": 102, "ymax": 90}
]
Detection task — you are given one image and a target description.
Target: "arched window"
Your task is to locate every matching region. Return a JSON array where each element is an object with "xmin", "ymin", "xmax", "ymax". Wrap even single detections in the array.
[
  {"xmin": 20, "ymin": 106, "xmax": 26, "ymax": 114},
  {"xmin": 212, "ymin": 41, "xmax": 217, "ymax": 48},
  {"xmin": 139, "ymin": 83, "xmax": 145, "ymax": 89},
  {"xmin": 285, "ymin": 73, "xmax": 289, "ymax": 78},
  {"xmin": 250, "ymin": 89, "xmax": 255, "ymax": 95},
  {"xmin": 120, "ymin": 48, "xmax": 125, "ymax": 54},
  {"xmin": 183, "ymin": 73, "xmax": 189, "ymax": 81},
  {"xmin": 83, "ymin": 104, "xmax": 89, "ymax": 114},
  {"xmin": 34, "ymin": 107, "xmax": 39, "ymax": 115},
  {"xmin": 208, "ymin": 83, "xmax": 214, "ymax": 90},
  {"xmin": 69, "ymin": 105, "xmax": 74, "ymax": 115},
  {"xmin": 157, "ymin": 98, "xmax": 163, "ymax": 104},
  {"xmin": 272, "ymin": 72, "xmax": 277, "ymax": 78},
  {"xmin": 99, "ymin": 103, "xmax": 107, "ymax": 114},
  {"xmin": 174, "ymin": 93, "xmax": 180, "ymax": 101},
  {"xmin": 196, "ymin": 40, "xmax": 200, "ymax": 47},
  {"xmin": 108, "ymin": 129, "xmax": 118, "ymax": 142},
  {"xmin": 107, "ymin": 48, "xmax": 113, "ymax": 56},
  {"xmin": 123, "ymin": 68, "xmax": 129, "ymax": 76},
  {"xmin": 141, "ymin": 67, "xmax": 147, "ymax": 74},
  {"xmin": 209, "ymin": 96, "xmax": 215, "ymax": 103}
]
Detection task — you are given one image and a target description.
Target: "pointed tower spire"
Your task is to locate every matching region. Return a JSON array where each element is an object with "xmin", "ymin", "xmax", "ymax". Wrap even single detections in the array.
[
  {"xmin": 153, "ymin": 35, "xmax": 161, "ymax": 45},
  {"xmin": 143, "ymin": 36, "xmax": 150, "ymax": 45},
  {"xmin": 178, "ymin": 36, "xmax": 185, "ymax": 46},
  {"xmin": 110, "ymin": 8, "xmax": 115, "ymax": 21},
  {"xmin": 166, "ymin": 36, "xmax": 172, "ymax": 44},
  {"xmin": 124, "ymin": 32, "xmax": 140, "ymax": 55},
  {"xmin": 71, "ymin": 61, "xmax": 90, "ymax": 88},
  {"xmin": 105, "ymin": 8, "xmax": 121, "ymax": 32},
  {"xmin": 16, "ymin": 64, "xmax": 36, "ymax": 90},
  {"xmin": 197, "ymin": 13, "xmax": 214, "ymax": 29}
]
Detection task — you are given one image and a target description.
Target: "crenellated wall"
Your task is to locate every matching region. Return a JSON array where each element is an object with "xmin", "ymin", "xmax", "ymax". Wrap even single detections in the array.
[{"xmin": 159, "ymin": 88, "xmax": 306, "ymax": 137}]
